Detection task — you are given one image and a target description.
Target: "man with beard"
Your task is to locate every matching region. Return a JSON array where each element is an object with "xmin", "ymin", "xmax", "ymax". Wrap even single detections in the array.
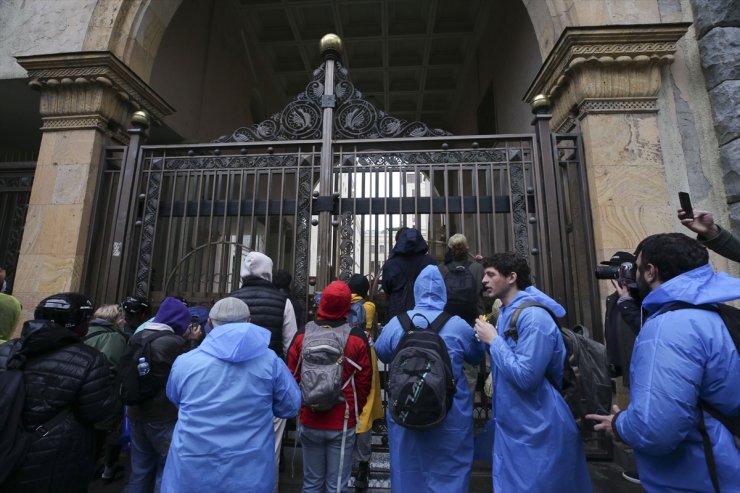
[{"xmin": 588, "ymin": 233, "xmax": 740, "ymax": 492}]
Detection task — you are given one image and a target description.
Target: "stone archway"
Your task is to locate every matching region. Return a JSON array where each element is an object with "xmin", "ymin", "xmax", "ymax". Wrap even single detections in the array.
[{"xmin": 82, "ymin": 0, "xmax": 184, "ymax": 80}]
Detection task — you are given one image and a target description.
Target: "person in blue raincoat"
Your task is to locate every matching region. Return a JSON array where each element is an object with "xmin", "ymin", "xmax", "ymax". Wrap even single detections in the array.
[
  {"xmin": 375, "ymin": 264, "xmax": 486, "ymax": 493},
  {"xmin": 161, "ymin": 297, "xmax": 301, "ymax": 493},
  {"xmin": 588, "ymin": 233, "xmax": 740, "ymax": 493},
  {"xmin": 475, "ymin": 253, "xmax": 593, "ymax": 493}
]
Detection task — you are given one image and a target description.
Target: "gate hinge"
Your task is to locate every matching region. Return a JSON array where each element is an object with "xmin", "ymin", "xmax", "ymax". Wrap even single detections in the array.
[{"xmin": 321, "ymin": 95, "xmax": 336, "ymax": 109}]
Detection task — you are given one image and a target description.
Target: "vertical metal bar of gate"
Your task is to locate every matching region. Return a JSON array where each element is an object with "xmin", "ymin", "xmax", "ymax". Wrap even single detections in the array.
[
  {"xmin": 105, "ymin": 114, "xmax": 149, "ymax": 302},
  {"xmin": 315, "ymin": 40, "xmax": 339, "ymax": 291},
  {"xmin": 532, "ymin": 106, "xmax": 567, "ymax": 309}
]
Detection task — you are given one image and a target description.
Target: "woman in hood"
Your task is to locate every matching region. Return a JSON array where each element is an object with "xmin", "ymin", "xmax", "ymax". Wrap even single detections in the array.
[{"xmin": 375, "ymin": 265, "xmax": 486, "ymax": 492}]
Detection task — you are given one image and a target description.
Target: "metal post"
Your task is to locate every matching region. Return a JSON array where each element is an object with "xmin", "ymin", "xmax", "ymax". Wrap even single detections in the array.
[
  {"xmin": 315, "ymin": 34, "xmax": 343, "ymax": 291},
  {"xmin": 531, "ymin": 96, "xmax": 567, "ymax": 310},
  {"xmin": 105, "ymin": 111, "xmax": 149, "ymax": 302}
]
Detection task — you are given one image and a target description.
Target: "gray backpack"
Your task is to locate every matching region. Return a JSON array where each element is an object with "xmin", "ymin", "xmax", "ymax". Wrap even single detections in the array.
[{"xmin": 295, "ymin": 321, "xmax": 359, "ymax": 412}]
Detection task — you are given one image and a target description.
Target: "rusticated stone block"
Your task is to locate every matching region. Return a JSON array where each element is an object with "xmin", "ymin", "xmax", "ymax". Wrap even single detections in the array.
[
  {"xmin": 728, "ymin": 202, "xmax": 740, "ymax": 252},
  {"xmin": 698, "ymin": 27, "xmax": 740, "ymax": 89},
  {"xmin": 690, "ymin": 0, "xmax": 740, "ymax": 38},
  {"xmin": 720, "ymin": 138, "xmax": 740, "ymax": 202},
  {"xmin": 708, "ymin": 80, "xmax": 740, "ymax": 146}
]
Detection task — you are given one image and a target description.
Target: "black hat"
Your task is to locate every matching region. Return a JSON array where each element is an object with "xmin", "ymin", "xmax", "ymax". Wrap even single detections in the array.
[
  {"xmin": 121, "ymin": 296, "xmax": 150, "ymax": 315},
  {"xmin": 35, "ymin": 292, "xmax": 94, "ymax": 330},
  {"xmin": 346, "ymin": 274, "xmax": 370, "ymax": 299},
  {"xmin": 601, "ymin": 251, "xmax": 636, "ymax": 266}
]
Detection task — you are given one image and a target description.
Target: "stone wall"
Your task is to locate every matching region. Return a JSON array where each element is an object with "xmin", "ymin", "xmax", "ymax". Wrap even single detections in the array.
[
  {"xmin": 689, "ymin": 0, "xmax": 740, "ymax": 233},
  {"xmin": 0, "ymin": 0, "xmax": 97, "ymax": 79}
]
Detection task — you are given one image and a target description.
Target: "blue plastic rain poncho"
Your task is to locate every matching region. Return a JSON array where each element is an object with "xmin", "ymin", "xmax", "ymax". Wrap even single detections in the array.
[
  {"xmin": 375, "ymin": 265, "xmax": 486, "ymax": 492},
  {"xmin": 490, "ymin": 290, "xmax": 592, "ymax": 493},
  {"xmin": 161, "ymin": 322, "xmax": 301, "ymax": 493},
  {"xmin": 525, "ymin": 285, "xmax": 567, "ymax": 318},
  {"xmin": 615, "ymin": 264, "xmax": 740, "ymax": 492}
]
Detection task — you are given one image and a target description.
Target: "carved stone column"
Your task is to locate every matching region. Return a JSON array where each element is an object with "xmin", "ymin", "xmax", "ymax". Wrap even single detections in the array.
[
  {"xmin": 525, "ymin": 24, "xmax": 689, "ymax": 264},
  {"xmin": 12, "ymin": 52, "xmax": 172, "ymax": 325}
]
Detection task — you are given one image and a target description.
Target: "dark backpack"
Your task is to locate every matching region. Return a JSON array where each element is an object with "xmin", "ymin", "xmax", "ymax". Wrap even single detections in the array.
[
  {"xmin": 347, "ymin": 300, "xmax": 367, "ymax": 332},
  {"xmin": 507, "ymin": 302, "xmax": 612, "ymax": 428},
  {"xmin": 0, "ymin": 346, "xmax": 73, "ymax": 486},
  {"xmin": 0, "ymin": 348, "xmax": 30, "ymax": 485},
  {"xmin": 657, "ymin": 302, "xmax": 740, "ymax": 493},
  {"xmin": 443, "ymin": 261, "xmax": 478, "ymax": 323},
  {"xmin": 118, "ymin": 331, "xmax": 173, "ymax": 405},
  {"xmin": 387, "ymin": 311, "xmax": 455, "ymax": 429}
]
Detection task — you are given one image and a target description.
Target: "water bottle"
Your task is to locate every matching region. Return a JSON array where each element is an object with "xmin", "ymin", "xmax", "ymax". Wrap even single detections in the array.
[{"xmin": 137, "ymin": 356, "xmax": 150, "ymax": 376}]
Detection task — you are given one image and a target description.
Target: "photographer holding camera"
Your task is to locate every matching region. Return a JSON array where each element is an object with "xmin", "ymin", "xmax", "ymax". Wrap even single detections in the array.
[{"xmin": 597, "ymin": 251, "xmax": 642, "ymax": 484}]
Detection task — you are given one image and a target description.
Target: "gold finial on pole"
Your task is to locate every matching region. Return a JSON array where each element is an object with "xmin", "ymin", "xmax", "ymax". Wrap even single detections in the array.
[
  {"xmin": 319, "ymin": 34, "xmax": 343, "ymax": 60},
  {"xmin": 131, "ymin": 110, "xmax": 151, "ymax": 129},
  {"xmin": 530, "ymin": 94, "xmax": 551, "ymax": 114}
]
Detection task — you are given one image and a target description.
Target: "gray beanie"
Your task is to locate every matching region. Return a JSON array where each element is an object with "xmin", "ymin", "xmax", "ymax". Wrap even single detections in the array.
[
  {"xmin": 209, "ymin": 297, "xmax": 250, "ymax": 326},
  {"xmin": 240, "ymin": 252, "xmax": 273, "ymax": 281}
]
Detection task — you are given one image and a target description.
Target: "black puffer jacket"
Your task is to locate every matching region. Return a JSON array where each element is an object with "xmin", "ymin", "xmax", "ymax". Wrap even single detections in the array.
[
  {"xmin": 231, "ymin": 277, "xmax": 288, "ymax": 358},
  {"xmin": 0, "ymin": 320, "xmax": 116, "ymax": 493}
]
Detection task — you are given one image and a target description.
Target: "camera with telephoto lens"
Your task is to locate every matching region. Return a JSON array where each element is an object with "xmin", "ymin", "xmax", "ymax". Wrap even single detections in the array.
[{"xmin": 595, "ymin": 261, "xmax": 636, "ymax": 288}]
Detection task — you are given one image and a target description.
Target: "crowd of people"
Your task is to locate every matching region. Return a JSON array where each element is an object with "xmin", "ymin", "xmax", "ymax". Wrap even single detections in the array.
[{"xmin": 0, "ymin": 207, "xmax": 738, "ymax": 493}]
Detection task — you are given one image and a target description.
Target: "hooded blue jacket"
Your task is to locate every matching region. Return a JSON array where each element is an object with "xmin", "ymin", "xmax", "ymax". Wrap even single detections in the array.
[
  {"xmin": 375, "ymin": 265, "xmax": 486, "ymax": 492},
  {"xmin": 614, "ymin": 264, "xmax": 740, "ymax": 492},
  {"xmin": 490, "ymin": 290, "xmax": 593, "ymax": 493},
  {"xmin": 161, "ymin": 322, "xmax": 301, "ymax": 493}
]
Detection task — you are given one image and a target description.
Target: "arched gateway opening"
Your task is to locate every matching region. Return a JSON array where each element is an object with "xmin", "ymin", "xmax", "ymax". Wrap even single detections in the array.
[
  {"xmin": 83, "ymin": 37, "xmax": 610, "ymax": 465},
  {"xmin": 85, "ymin": 37, "xmax": 599, "ymax": 334},
  {"xmin": 78, "ymin": 2, "xmax": 608, "ymax": 465}
]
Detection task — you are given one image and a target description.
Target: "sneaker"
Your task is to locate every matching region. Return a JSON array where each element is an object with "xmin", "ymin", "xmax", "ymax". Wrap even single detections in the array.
[{"xmin": 622, "ymin": 470, "xmax": 641, "ymax": 485}]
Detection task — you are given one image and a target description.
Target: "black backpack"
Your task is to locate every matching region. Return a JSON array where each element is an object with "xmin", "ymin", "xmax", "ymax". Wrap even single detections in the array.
[
  {"xmin": 443, "ymin": 261, "xmax": 478, "ymax": 323},
  {"xmin": 0, "ymin": 346, "xmax": 72, "ymax": 486},
  {"xmin": 657, "ymin": 302, "xmax": 740, "ymax": 493},
  {"xmin": 0, "ymin": 347, "xmax": 30, "ymax": 485},
  {"xmin": 506, "ymin": 302, "xmax": 612, "ymax": 429},
  {"xmin": 387, "ymin": 311, "xmax": 455, "ymax": 429},
  {"xmin": 118, "ymin": 331, "xmax": 172, "ymax": 405}
]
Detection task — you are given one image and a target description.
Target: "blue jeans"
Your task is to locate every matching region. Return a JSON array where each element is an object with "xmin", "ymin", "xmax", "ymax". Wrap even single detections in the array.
[
  {"xmin": 300, "ymin": 425, "xmax": 356, "ymax": 493},
  {"xmin": 125, "ymin": 419, "xmax": 175, "ymax": 493}
]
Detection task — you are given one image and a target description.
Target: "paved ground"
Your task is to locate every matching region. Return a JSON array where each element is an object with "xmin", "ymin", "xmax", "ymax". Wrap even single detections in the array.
[{"xmin": 89, "ymin": 449, "xmax": 646, "ymax": 492}]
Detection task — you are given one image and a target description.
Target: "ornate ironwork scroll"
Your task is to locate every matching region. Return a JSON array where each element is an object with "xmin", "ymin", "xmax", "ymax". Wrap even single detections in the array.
[
  {"xmin": 164, "ymin": 153, "xmax": 302, "ymax": 171},
  {"xmin": 293, "ymin": 167, "xmax": 313, "ymax": 302},
  {"xmin": 354, "ymin": 148, "xmax": 513, "ymax": 168},
  {"xmin": 135, "ymin": 159, "xmax": 163, "ymax": 297},
  {"xmin": 509, "ymin": 162, "xmax": 530, "ymax": 258},
  {"xmin": 214, "ymin": 61, "xmax": 450, "ymax": 143},
  {"xmin": 214, "ymin": 65, "xmax": 326, "ymax": 142},
  {"xmin": 331, "ymin": 61, "xmax": 450, "ymax": 139},
  {"xmin": 337, "ymin": 210, "xmax": 355, "ymax": 282}
]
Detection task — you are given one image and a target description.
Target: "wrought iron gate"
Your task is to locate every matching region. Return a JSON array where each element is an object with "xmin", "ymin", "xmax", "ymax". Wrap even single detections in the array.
[
  {"xmin": 0, "ymin": 161, "xmax": 35, "ymax": 294},
  {"xmin": 85, "ymin": 39, "xmax": 600, "ymax": 337}
]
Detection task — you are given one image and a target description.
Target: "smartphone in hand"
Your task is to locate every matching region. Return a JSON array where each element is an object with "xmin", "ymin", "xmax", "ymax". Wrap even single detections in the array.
[{"xmin": 679, "ymin": 192, "xmax": 693, "ymax": 219}]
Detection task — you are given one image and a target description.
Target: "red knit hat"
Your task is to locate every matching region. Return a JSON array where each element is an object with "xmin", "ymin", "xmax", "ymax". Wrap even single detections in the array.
[{"xmin": 317, "ymin": 280, "xmax": 351, "ymax": 320}]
